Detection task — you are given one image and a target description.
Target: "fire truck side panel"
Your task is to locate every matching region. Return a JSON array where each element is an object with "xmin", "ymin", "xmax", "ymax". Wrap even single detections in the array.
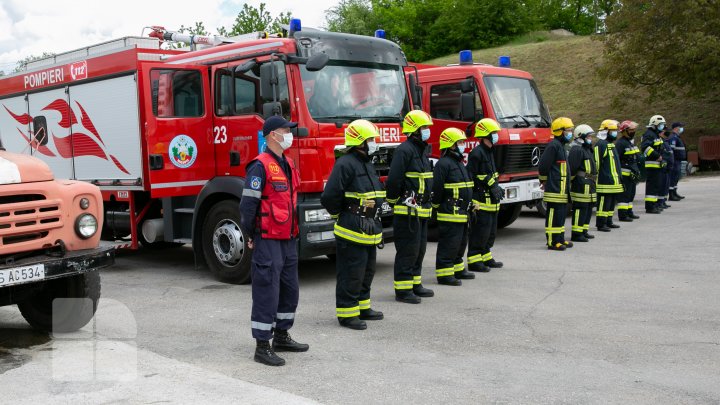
[
  {"xmin": 139, "ymin": 63, "xmax": 215, "ymax": 198},
  {"xmin": 0, "ymin": 96, "xmax": 32, "ymax": 161},
  {"xmin": 27, "ymin": 88, "xmax": 74, "ymax": 179},
  {"xmin": 67, "ymin": 75, "xmax": 143, "ymax": 183}
]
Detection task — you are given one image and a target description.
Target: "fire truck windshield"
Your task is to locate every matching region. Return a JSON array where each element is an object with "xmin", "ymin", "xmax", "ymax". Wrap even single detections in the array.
[
  {"xmin": 484, "ymin": 76, "xmax": 551, "ymax": 129},
  {"xmin": 301, "ymin": 63, "xmax": 408, "ymax": 123}
]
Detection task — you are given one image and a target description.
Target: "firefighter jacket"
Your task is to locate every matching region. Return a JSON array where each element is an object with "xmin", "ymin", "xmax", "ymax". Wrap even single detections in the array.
[
  {"xmin": 661, "ymin": 137, "xmax": 675, "ymax": 171},
  {"xmin": 467, "ymin": 142, "xmax": 501, "ymax": 212},
  {"xmin": 240, "ymin": 151, "xmax": 299, "ymax": 240},
  {"xmin": 567, "ymin": 141, "xmax": 596, "ymax": 204},
  {"xmin": 385, "ymin": 136, "xmax": 433, "ymax": 218},
  {"xmin": 641, "ymin": 128, "xmax": 664, "ymax": 169},
  {"xmin": 431, "ymin": 149, "xmax": 473, "ymax": 223},
  {"xmin": 615, "ymin": 136, "xmax": 641, "ymax": 181},
  {"xmin": 594, "ymin": 139, "xmax": 624, "ymax": 194},
  {"xmin": 668, "ymin": 133, "xmax": 687, "ymax": 161},
  {"xmin": 538, "ymin": 138, "xmax": 569, "ymax": 204},
  {"xmin": 321, "ymin": 149, "xmax": 385, "ymax": 246}
]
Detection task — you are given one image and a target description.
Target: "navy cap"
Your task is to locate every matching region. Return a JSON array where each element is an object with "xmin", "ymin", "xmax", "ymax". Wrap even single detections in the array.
[
  {"xmin": 671, "ymin": 122, "xmax": 684, "ymax": 129},
  {"xmin": 263, "ymin": 116, "xmax": 297, "ymax": 137}
]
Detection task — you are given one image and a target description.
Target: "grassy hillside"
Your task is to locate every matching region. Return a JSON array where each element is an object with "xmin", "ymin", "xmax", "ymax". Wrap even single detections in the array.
[{"xmin": 425, "ymin": 33, "xmax": 720, "ymax": 151}]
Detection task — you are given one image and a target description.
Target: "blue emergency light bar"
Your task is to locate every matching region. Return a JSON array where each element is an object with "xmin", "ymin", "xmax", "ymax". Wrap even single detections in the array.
[
  {"xmin": 499, "ymin": 55, "xmax": 511, "ymax": 67},
  {"xmin": 459, "ymin": 50, "xmax": 473, "ymax": 65},
  {"xmin": 289, "ymin": 18, "xmax": 302, "ymax": 35},
  {"xmin": 375, "ymin": 29, "xmax": 386, "ymax": 39}
]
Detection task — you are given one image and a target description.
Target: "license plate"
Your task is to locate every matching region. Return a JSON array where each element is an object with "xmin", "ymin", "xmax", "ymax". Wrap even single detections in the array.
[
  {"xmin": 0, "ymin": 264, "xmax": 45, "ymax": 287},
  {"xmin": 381, "ymin": 201, "xmax": 392, "ymax": 214},
  {"xmin": 532, "ymin": 191, "xmax": 543, "ymax": 199}
]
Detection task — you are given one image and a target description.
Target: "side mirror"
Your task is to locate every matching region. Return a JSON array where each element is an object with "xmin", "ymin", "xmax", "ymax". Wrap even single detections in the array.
[
  {"xmin": 306, "ymin": 53, "xmax": 329, "ymax": 72},
  {"xmin": 460, "ymin": 77, "xmax": 474, "ymax": 93},
  {"xmin": 234, "ymin": 59, "xmax": 257, "ymax": 74},
  {"xmin": 408, "ymin": 74, "xmax": 423, "ymax": 109},
  {"xmin": 260, "ymin": 63, "xmax": 279, "ymax": 101},
  {"xmin": 292, "ymin": 127, "xmax": 310, "ymax": 137},
  {"xmin": 262, "ymin": 102, "xmax": 282, "ymax": 119},
  {"xmin": 460, "ymin": 92, "xmax": 475, "ymax": 122},
  {"xmin": 32, "ymin": 116, "xmax": 49, "ymax": 146}
]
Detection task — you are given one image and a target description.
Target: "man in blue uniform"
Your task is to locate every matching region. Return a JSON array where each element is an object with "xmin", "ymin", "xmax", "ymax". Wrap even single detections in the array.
[{"xmin": 668, "ymin": 122, "xmax": 687, "ymax": 200}]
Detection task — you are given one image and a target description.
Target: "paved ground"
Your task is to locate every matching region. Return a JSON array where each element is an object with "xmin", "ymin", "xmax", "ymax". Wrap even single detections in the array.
[{"xmin": 2, "ymin": 176, "xmax": 719, "ymax": 404}]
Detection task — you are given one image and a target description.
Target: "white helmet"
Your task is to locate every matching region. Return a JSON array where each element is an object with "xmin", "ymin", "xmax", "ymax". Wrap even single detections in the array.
[
  {"xmin": 573, "ymin": 124, "xmax": 595, "ymax": 139},
  {"xmin": 648, "ymin": 115, "xmax": 666, "ymax": 127}
]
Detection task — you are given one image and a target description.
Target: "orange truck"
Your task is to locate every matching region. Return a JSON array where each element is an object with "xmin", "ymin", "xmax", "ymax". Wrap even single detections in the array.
[{"xmin": 0, "ymin": 142, "xmax": 113, "ymax": 332}]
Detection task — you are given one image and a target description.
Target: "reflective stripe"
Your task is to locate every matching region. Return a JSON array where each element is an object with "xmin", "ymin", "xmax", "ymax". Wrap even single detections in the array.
[
  {"xmin": 645, "ymin": 195, "xmax": 659, "ymax": 202},
  {"xmin": 545, "ymin": 226, "xmax": 565, "ymax": 233},
  {"xmin": 435, "ymin": 267, "xmax": 455, "ymax": 277},
  {"xmin": 359, "ymin": 299, "xmax": 371, "ymax": 310},
  {"xmin": 596, "ymin": 184, "xmax": 624, "ymax": 193},
  {"xmin": 394, "ymin": 205, "xmax": 432, "ymax": 217},
  {"xmin": 624, "ymin": 149, "xmax": 640, "ymax": 155},
  {"xmin": 413, "ymin": 275, "xmax": 422, "ymax": 285},
  {"xmin": 251, "ymin": 321, "xmax": 273, "ymax": 331},
  {"xmin": 276, "ymin": 312, "xmax": 295, "ymax": 320},
  {"xmin": 543, "ymin": 192, "xmax": 568, "ymax": 203},
  {"xmin": 645, "ymin": 161, "xmax": 662, "ymax": 168},
  {"xmin": 644, "ymin": 147, "xmax": 655, "ymax": 157},
  {"xmin": 453, "ymin": 263, "xmax": 464, "ymax": 271},
  {"xmin": 538, "ymin": 175, "xmax": 548, "ymax": 181},
  {"xmin": 242, "ymin": 188, "xmax": 262, "ymax": 198},
  {"xmin": 468, "ymin": 253, "xmax": 483, "ymax": 264},
  {"xmin": 406, "ymin": 171, "xmax": 433, "ymax": 194},
  {"xmin": 394, "ymin": 280, "xmax": 414, "ymax": 290},
  {"xmin": 336, "ymin": 306, "xmax": 360, "ymax": 318},
  {"xmin": 344, "ymin": 191, "xmax": 386, "ymax": 199},
  {"xmin": 482, "ymin": 252, "xmax": 492, "ymax": 262},
  {"xmin": 472, "ymin": 199, "xmax": 500, "ymax": 212},
  {"xmin": 436, "ymin": 212, "xmax": 468, "ymax": 222},
  {"xmin": 570, "ymin": 192, "xmax": 592, "ymax": 203},
  {"xmin": 333, "ymin": 223, "xmax": 382, "ymax": 245},
  {"xmin": 444, "ymin": 181, "xmax": 474, "ymax": 189}
]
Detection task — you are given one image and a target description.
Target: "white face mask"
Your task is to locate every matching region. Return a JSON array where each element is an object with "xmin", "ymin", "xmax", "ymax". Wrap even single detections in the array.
[
  {"xmin": 457, "ymin": 143, "xmax": 466, "ymax": 154},
  {"xmin": 367, "ymin": 139, "xmax": 379, "ymax": 155},
  {"xmin": 491, "ymin": 133, "xmax": 499, "ymax": 144},
  {"xmin": 657, "ymin": 123, "xmax": 665, "ymax": 131},
  {"xmin": 679, "ymin": 127, "xmax": 684, "ymax": 134},
  {"xmin": 276, "ymin": 132, "xmax": 293, "ymax": 150},
  {"xmin": 420, "ymin": 128, "xmax": 431, "ymax": 142}
]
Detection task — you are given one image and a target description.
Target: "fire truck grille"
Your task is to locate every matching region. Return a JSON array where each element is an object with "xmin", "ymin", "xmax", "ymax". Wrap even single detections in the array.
[
  {"xmin": 0, "ymin": 194, "xmax": 63, "ymax": 247},
  {"xmin": 494, "ymin": 144, "xmax": 547, "ymax": 175}
]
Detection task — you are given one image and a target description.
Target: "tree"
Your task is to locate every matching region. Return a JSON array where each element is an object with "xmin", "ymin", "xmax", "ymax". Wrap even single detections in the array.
[
  {"xmin": 324, "ymin": 0, "xmax": 379, "ymax": 35},
  {"xmin": 14, "ymin": 52, "xmax": 55, "ymax": 73},
  {"xmin": 599, "ymin": 0, "xmax": 720, "ymax": 96},
  {"xmin": 178, "ymin": 22, "xmax": 210, "ymax": 36},
  {"xmin": 219, "ymin": 3, "xmax": 291, "ymax": 36}
]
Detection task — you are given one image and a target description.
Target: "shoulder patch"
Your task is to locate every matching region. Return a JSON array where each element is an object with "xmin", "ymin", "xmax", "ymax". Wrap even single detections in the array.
[{"xmin": 250, "ymin": 176, "xmax": 262, "ymax": 190}]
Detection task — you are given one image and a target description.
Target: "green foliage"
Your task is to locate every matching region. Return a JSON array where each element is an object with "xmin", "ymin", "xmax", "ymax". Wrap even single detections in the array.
[
  {"xmin": 324, "ymin": 0, "xmax": 379, "ymax": 34},
  {"xmin": 14, "ymin": 52, "xmax": 55, "ymax": 73},
  {"xmin": 218, "ymin": 3, "xmax": 291, "ymax": 37},
  {"xmin": 178, "ymin": 22, "xmax": 209, "ymax": 36},
  {"xmin": 599, "ymin": 0, "xmax": 720, "ymax": 96}
]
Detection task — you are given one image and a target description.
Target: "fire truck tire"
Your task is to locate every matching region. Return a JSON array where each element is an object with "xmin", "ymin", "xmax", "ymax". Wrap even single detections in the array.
[
  {"xmin": 497, "ymin": 203, "xmax": 522, "ymax": 229},
  {"xmin": 202, "ymin": 200, "xmax": 252, "ymax": 284},
  {"xmin": 18, "ymin": 271, "xmax": 101, "ymax": 333}
]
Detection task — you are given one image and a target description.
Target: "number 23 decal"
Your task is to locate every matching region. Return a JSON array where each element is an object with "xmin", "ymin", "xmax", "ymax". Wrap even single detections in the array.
[{"xmin": 214, "ymin": 125, "xmax": 227, "ymax": 144}]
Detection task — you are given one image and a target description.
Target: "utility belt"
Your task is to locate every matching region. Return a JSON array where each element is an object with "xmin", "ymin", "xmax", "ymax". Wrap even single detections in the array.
[
  {"xmin": 575, "ymin": 171, "xmax": 596, "ymax": 181},
  {"xmin": 447, "ymin": 197, "xmax": 472, "ymax": 212},
  {"xmin": 402, "ymin": 190, "xmax": 431, "ymax": 205},
  {"xmin": 345, "ymin": 202, "xmax": 381, "ymax": 219}
]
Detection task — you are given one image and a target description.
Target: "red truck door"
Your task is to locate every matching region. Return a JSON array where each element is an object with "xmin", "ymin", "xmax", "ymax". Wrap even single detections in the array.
[{"xmin": 140, "ymin": 64, "xmax": 214, "ymax": 198}]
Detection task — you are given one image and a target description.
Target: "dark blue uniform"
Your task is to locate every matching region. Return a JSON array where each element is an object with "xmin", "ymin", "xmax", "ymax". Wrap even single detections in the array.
[
  {"xmin": 659, "ymin": 134, "xmax": 675, "ymax": 205},
  {"xmin": 240, "ymin": 151, "xmax": 299, "ymax": 341},
  {"xmin": 668, "ymin": 133, "xmax": 686, "ymax": 194}
]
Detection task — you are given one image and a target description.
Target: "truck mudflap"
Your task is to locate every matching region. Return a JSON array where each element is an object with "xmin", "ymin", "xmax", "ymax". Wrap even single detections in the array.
[{"xmin": 0, "ymin": 246, "xmax": 114, "ymax": 289}]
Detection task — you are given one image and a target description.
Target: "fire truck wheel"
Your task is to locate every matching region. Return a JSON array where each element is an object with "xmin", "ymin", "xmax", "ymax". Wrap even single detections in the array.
[
  {"xmin": 18, "ymin": 271, "xmax": 101, "ymax": 333},
  {"xmin": 202, "ymin": 200, "xmax": 252, "ymax": 284},
  {"xmin": 497, "ymin": 203, "xmax": 522, "ymax": 229}
]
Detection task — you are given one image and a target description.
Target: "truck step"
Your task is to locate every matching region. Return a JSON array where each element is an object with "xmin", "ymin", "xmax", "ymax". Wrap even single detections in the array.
[{"xmin": 173, "ymin": 208, "xmax": 194, "ymax": 214}]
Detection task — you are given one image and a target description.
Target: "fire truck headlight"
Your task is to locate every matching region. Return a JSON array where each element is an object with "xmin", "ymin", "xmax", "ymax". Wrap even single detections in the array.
[
  {"xmin": 75, "ymin": 214, "xmax": 98, "ymax": 239},
  {"xmin": 305, "ymin": 208, "xmax": 332, "ymax": 222}
]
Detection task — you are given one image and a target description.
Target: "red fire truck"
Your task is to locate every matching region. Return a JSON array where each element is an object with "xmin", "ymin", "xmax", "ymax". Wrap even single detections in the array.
[
  {"xmin": 408, "ymin": 51, "xmax": 552, "ymax": 227},
  {"xmin": 0, "ymin": 21, "xmax": 412, "ymax": 283}
]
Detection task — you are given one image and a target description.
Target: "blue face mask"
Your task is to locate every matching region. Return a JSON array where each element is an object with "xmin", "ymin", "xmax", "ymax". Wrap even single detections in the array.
[
  {"xmin": 491, "ymin": 133, "xmax": 499, "ymax": 144},
  {"xmin": 679, "ymin": 127, "xmax": 684, "ymax": 134},
  {"xmin": 420, "ymin": 128, "xmax": 431, "ymax": 142},
  {"xmin": 564, "ymin": 132, "xmax": 573, "ymax": 141},
  {"xmin": 609, "ymin": 130, "xmax": 618, "ymax": 139},
  {"xmin": 657, "ymin": 123, "xmax": 665, "ymax": 131},
  {"xmin": 585, "ymin": 138, "xmax": 593, "ymax": 145},
  {"xmin": 457, "ymin": 143, "xmax": 466, "ymax": 154}
]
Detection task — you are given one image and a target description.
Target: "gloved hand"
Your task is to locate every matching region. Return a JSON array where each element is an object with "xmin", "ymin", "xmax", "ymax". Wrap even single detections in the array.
[{"xmin": 491, "ymin": 185, "xmax": 505, "ymax": 201}]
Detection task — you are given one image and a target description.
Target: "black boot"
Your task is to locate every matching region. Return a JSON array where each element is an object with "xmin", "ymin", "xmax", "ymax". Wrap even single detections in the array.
[
  {"xmin": 646, "ymin": 207, "xmax": 661, "ymax": 214},
  {"xmin": 359, "ymin": 308, "xmax": 384, "ymax": 320},
  {"xmin": 485, "ymin": 259, "xmax": 503, "ymax": 268},
  {"xmin": 338, "ymin": 316, "xmax": 367, "ymax": 330},
  {"xmin": 629, "ymin": 211, "xmax": 640, "ymax": 219},
  {"xmin": 255, "ymin": 340, "xmax": 285, "ymax": 366},
  {"xmin": 273, "ymin": 330, "xmax": 309, "ymax": 352},
  {"xmin": 571, "ymin": 232, "xmax": 589, "ymax": 242},
  {"xmin": 563, "ymin": 240, "xmax": 574, "ymax": 248},
  {"xmin": 583, "ymin": 231, "xmax": 595, "ymax": 239},
  {"xmin": 619, "ymin": 213, "xmax": 633, "ymax": 222},
  {"xmin": 395, "ymin": 291, "xmax": 422, "ymax": 304},
  {"xmin": 669, "ymin": 190, "xmax": 681, "ymax": 201},
  {"xmin": 662, "ymin": 201, "xmax": 671, "ymax": 208},
  {"xmin": 413, "ymin": 284, "xmax": 435, "ymax": 297},
  {"xmin": 454, "ymin": 269, "xmax": 475, "ymax": 280},
  {"xmin": 468, "ymin": 262, "xmax": 490, "ymax": 273},
  {"xmin": 437, "ymin": 276, "xmax": 462, "ymax": 286},
  {"xmin": 597, "ymin": 217, "xmax": 610, "ymax": 232},
  {"xmin": 608, "ymin": 221, "xmax": 620, "ymax": 229},
  {"xmin": 676, "ymin": 190, "xmax": 686, "ymax": 199},
  {"xmin": 547, "ymin": 242, "xmax": 566, "ymax": 251}
]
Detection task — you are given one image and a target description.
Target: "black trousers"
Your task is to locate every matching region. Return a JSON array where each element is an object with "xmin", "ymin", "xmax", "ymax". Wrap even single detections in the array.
[
  {"xmin": 468, "ymin": 210, "xmax": 498, "ymax": 265},
  {"xmin": 392, "ymin": 215, "xmax": 428, "ymax": 293},
  {"xmin": 435, "ymin": 221, "xmax": 468, "ymax": 278},
  {"xmin": 335, "ymin": 239, "xmax": 376, "ymax": 319},
  {"xmin": 617, "ymin": 176, "xmax": 637, "ymax": 218},
  {"xmin": 660, "ymin": 168, "xmax": 671, "ymax": 201},
  {"xmin": 545, "ymin": 202, "xmax": 567, "ymax": 246},
  {"xmin": 596, "ymin": 193, "xmax": 617, "ymax": 227},
  {"xmin": 645, "ymin": 167, "xmax": 663, "ymax": 210},
  {"xmin": 571, "ymin": 202, "xmax": 591, "ymax": 236},
  {"xmin": 251, "ymin": 237, "xmax": 299, "ymax": 341},
  {"xmin": 669, "ymin": 165, "xmax": 681, "ymax": 191}
]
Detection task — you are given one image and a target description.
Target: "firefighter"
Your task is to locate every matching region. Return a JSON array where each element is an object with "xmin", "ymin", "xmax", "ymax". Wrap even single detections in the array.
[
  {"xmin": 386, "ymin": 110, "xmax": 435, "ymax": 303},
  {"xmin": 594, "ymin": 119, "xmax": 624, "ymax": 232},
  {"xmin": 615, "ymin": 120, "xmax": 642, "ymax": 221},
  {"xmin": 658, "ymin": 125, "xmax": 675, "ymax": 209},
  {"xmin": 431, "ymin": 127, "xmax": 475, "ymax": 285},
  {"xmin": 641, "ymin": 115, "xmax": 667, "ymax": 214},
  {"xmin": 467, "ymin": 118, "xmax": 505, "ymax": 271},
  {"xmin": 239, "ymin": 116, "xmax": 309, "ymax": 367},
  {"xmin": 321, "ymin": 120, "xmax": 385, "ymax": 330},
  {"xmin": 568, "ymin": 124, "xmax": 597, "ymax": 242},
  {"xmin": 668, "ymin": 122, "xmax": 687, "ymax": 200},
  {"xmin": 539, "ymin": 117, "xmax": 574, "ymax": 251}
]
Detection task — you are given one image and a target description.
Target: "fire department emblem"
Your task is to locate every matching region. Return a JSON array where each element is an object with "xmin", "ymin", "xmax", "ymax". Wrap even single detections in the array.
[
  {"xmin": 268, "ymin": 162, "xmax": 280, "ymax": 175},
  {"xmin": 169, "ymin": 135, "xmax": 197, "ymax": 168}
]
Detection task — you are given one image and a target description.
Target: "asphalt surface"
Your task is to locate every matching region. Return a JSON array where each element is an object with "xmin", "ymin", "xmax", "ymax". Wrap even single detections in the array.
[{"xmin": 1, "ymin": 176, "xmax": 719, "ymax": 404}]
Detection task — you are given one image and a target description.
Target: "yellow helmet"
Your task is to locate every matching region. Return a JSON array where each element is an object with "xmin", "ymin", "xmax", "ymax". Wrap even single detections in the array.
[
  {"xmin": 345, "ymin": 119, "xmax": 379, "ymax": 147},
  {"xmin": 551, "ymin": 117, "xmax": 575, "ymax": 136},
  {"xmin": 474, "ymin": 118, "xmax": 501, "ymax": 138},
  {"xmin": 402, "ymin": 110, "xmax": 433, "ymax": 134},
  {"xmin": 599, "ymin": 119, "xmax": 619, "ymax": 131},
  {"xmin": 439, "ymin": 127, "xmax": 467, "ymax": 150}
]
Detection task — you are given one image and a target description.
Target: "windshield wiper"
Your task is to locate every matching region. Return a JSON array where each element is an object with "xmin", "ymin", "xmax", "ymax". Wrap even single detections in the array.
[
  {"xmin": 366, "ymin": 115, "xmax": 403, "ymax": 123},
  {"xmin": 313, "ymin": 115, "xmax": 362, "ymax": 123},
  {"xmin": 523, "ymin": 114, "xmax": 551, "ymax": 128},
  {"xmin": 498, "ymin": 115, "xmax": 531, "ymax": 128}
]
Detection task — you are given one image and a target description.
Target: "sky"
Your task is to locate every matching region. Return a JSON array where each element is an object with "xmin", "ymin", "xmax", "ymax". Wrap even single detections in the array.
[{"xmin": 0, "ymin": 0, "xmax": 338, "ymax": 74}]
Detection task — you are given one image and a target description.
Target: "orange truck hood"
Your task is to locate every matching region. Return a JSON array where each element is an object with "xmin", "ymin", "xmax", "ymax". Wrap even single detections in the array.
[{"xmin": 0, "ymin": 150, "xmax": 54, "ymax": 184}]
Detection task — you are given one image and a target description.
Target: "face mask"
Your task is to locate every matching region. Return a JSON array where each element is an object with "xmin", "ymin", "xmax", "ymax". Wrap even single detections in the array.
[
  {"xmin": 457, "ymin": 143, "xmax": 466, "ymax": 154},
  {"xmin": 420, "ymin": 128, "xmax": 431, "ymax": 142},
  {"xmin": 657, "ymin": 123, "xmax": 665, "ymax": 131},
  {"xmin": 627, "ymin": 131, "xmax": 636, "ymax": 139},
  {"xmin": 276, "ymin": 132, "xmax": 293, "ymax": 150},
  {"xmin": 564, "ymin": 132, "xmax": 573, "ymax": 141},
  {"xmin": 491, "ymin": 133, "xmax": 499, "ymax": 144},
  {"xmin": 585, "ymin": 138, "xmax": 593, "ymax": 145},
  {"xmin": 609, "ymin": 130, "xmax": 618, "ymax": 139},
  {"xmin": 679, "ymin": 128, "xmax": 684, "ymax": 134},
  {"xmin": 366, "ymin": 139, "xmax": 379, "ymax": 155}
]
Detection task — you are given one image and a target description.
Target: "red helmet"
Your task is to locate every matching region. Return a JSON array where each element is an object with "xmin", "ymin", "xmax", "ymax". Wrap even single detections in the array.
[{"xmin": 619, "ymin": 120, "xmax": 638, "ymax": 132}]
